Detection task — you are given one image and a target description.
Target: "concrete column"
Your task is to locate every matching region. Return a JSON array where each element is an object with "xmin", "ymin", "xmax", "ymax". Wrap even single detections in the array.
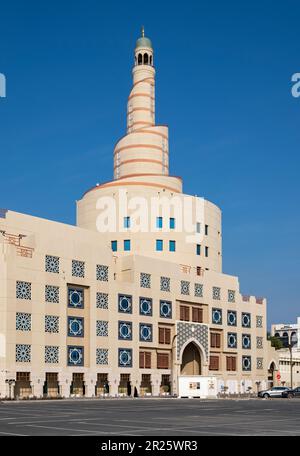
[
  {"xmin": 131, "ymin": 375, "xmax": 141, "ymax": 397},
  {"xmin": 151, "ymin": 373, "xmax": 161, "ymax": 396},
  {"xmin": 31, "ymin": 374, "xmax": 44, "ymax": 398},
  {"xmin": 108, "ymin": 373, "xmax": 119, "ymax": 397},
  {"xmin": 58, "ymin": 373, "xmax": 72, "ymax": 398},
  {"xmin": 0, "ymin": 372, "xmax": 7, "ymax": 399},
  {"xmin": 85, "ymin": 373, "xmax": 97, "ymax": 398}
]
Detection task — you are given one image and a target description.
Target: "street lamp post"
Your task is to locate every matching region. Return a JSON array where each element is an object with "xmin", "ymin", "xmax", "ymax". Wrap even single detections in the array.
[{"xmin": 288, "ymin": 343, "xmax": 295, "ymax": 389}]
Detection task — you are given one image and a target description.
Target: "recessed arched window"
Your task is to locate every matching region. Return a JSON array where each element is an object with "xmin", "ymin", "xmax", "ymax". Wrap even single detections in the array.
[
  {"xmin": 138, "ymin": 53, "xmax": 142, "ymax": 65},
  {"xmin": 144, "ymin": 53, "xmax": 149, "ymax": 65}
]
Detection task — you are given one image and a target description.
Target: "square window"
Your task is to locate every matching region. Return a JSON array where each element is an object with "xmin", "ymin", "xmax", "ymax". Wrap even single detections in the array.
[
  {"xmin": 257, "ymin": 357, "xmax": 263, "ymax": 369},
  {"xmin": 68, "ymin": 287, "xmax": 84, "ymax": 308},
  {"xmin": 160, "ymin": 300, "xmax": 172, "ymax": 318},
  {"xmin": 118, "ymin": 294, "xmax": 132, "ymax": 313},
  {"xmin": 118, "ymin": 321, "xmax": 133, "ymax": 340},
  {"xmin": 68, "ymin": 346, "xmax": 84, "ymax": 366},
  {"xmin": 140, "ymin": 323, "xmax": 152, "ymax": 342},
  {"xmin": 160, "ymin": 276, "xmax": 170, "ymax": 292},
  {"xmin": 169, "ymin": 240, "xmax": 176, "ymax": 252},
  {"xmin": 194, "ymin": 283, "xmax": 203, "ymax": 297},
  {"xmin": 242, "ymin": 356, "xmax": 251, "ymax": 371},
  {"xmin": 68, "ymin": 317, "xmax": 84, "ymax": 337},
  {"xmin": 156, "ymin": 217, "xmax": 163, "ymax": 229},
  {"xmin": 124, "ymin": 239, "xmax": 131, "ymax": 251},
  {"xmin": 111, "ymin": 240, "xmax": 117, "ymax": 252},
  {"xmin": 72, "ymin": 260, "xmax": 85, "ymax": 278},
  {"xmin": 156, "ymin": 239, "xmax": 163, "ymax": 251},
  {"xmin": 45, "ymin": 346, "xmax": 59, "ymax": 364},
  {"xmin": 124, "ymin": 216, "xmax": 130, "ymax": 228},
  {"xmin": 242, "ymin": 312, "xmax": 251, "ymax": 328},
  {"xmin": 228, "ymin": 290, "xmax": 235, "ymax": 303},
  {"xmin": 16, "ymin": 281, "xmax": 31, "ymax": 300},
  {"xmin": 212, "ymin": 286, "xmax": 221, "ymax": 300},
  {"xmin": 16, "ymin": 344, "xmax": 31, "ymax": 363},
  {"xmin": 212, "ymin": 308, "xmax": 222, "ymax": 324},
  {"xmin": 96, "ymin": 264, "xmax": 109, "ymax": 281},
  {"xmin": 139, "ymin": 297, "xmax": 153, "ymax": 316},
  {"xmin": 118, "ymin": 348, "xmax": 132, "ymax": 367},
  {"xmin": 45, "ymin": 315, "xmax": 59, "ymax": 333},
  {"xmin": 228, "ymin": 332, "xmax": 237, "ymax": 348},
  {"xmin": 181, "ymin": 280, "xmax": 190, "ymax": 295},
  {"xmin": 227, "ymin": 310, "xmax": 237, "ymax": 326},
  {"xmin": 169, "ymin": 218, "xmax": 175, "ymax": 229},
  {"xmin": 242, "ymin": 334, "xmax": 251, "ymax": 349},
  {"xmin": 96, "ymin": 292, "xmax": 108, "ymax": 309},
  {"xmin": 96, "ymin": 320, "xmax": 108, "ymax": 337},
  {"xmin": 16, "ymin": 313, "xmax": 31, "ymax": 331},
  {"xmin": 45, "ymin": 255, "xmax": 59, "ymax": 274},
  {"xmin": 45, "ymin": 285, "xmax": 59, "ymax": 303},
  {"xmin": 140, "ymin": 273, "xmax": 151, "ymax": 288},
  {"xmin": 96, "ymin": 348, "xmax": 108, "ymax": 365},
  {"xmin": 257, "ymin": 336, "xmax": 263, "ymax": 349},
  {"xmin": 256, "ymin": 315, "xmax": 263, "ymax": 328}
]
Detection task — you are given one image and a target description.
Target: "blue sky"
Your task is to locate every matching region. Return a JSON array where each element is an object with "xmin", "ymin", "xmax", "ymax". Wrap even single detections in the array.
[{"xmin": 0, "ymin": 0, "xmax": 299, "ymax": 327}]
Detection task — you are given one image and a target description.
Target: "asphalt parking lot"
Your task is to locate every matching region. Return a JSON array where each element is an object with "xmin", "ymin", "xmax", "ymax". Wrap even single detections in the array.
[{"xmin": 0, "ymin": 397, "xmax": 300, "ymax": 436}]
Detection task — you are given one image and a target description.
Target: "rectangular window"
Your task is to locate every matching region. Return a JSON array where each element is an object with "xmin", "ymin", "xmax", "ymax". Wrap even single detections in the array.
[
  {"xmin": 124, "ymin": 216, "xmax": 130, "ymax": 228},
  {"xmin": 157, "ymin": 353, "xmax": 169, "ymax": 369},
  {"xmin": 111, "ymin": 240, "xmax": 117, "ymax": 252},
  {"xmin": 156, "ymin": 240, "xmax": 163, "ymax": 251},
  {"xmin": 210, "ymin": 332, "xmax": 221, "ymax": 348},
  {"xmin": 205, "ymin": 246, "xmax": 209, "ymax": 257},
  {"xmin": 156, "ymin": 217, "xmax": 163, "ymax": 229},
  {"xmin": 169, "ymin": 218, "xmax": 175, "ymax": 229},
  {"xmin": 226, "ymin": 356, "xmax": 237, "ymax": 371},
  {"xmin": 196, "ymin": 222, "xmax": 201, "ymax": 233},
  {"xmin": 205, "ymin": 224, "xmax": 208, "ymax": 235},
  {"xmin": 192, "ymin": 307, "xmax": 203, "ymax": 323},
  {"xmin": 196, "ymin": 244, "xmax": 201, "ymax": 256},
  {"xmin": 180, "ymin": 305, "xmax": 190, "ymax": 322},
  {"xmin": 169, "ymin": 240, "xmax": 176, "ymax": 252},
  {"xmin": 159, "ymin": 327, "xmax": 171, "ymax": 344},
  {"xmin": 209, "ymin": 355, "xmax": 219, "ymax": 371},
  {"xmin": 139, "ymin": 351, "xmax": 151, "ymax": 369},
  {"xmin": 124, "ymin": 240, "xmax": 131, "ymax": 251}
]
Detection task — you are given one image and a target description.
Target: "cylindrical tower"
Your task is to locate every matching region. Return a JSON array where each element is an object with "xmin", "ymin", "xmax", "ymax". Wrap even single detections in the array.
[{"xmin": 113, "ymin": 27, "xmax": 175, "ymax": 187}]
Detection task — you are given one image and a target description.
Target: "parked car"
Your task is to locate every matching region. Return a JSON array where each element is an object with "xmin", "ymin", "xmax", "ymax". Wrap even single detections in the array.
[
  {"xmin": 258, "ymin": 386, "xmax": 291, "ymax": 398},
  {"xmin": 282, "ymin": 387, "xmax": 300, "ymax": 398}
]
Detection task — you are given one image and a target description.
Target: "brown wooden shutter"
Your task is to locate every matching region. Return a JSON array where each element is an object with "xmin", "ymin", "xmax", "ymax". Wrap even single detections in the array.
[
  {"xmin": 157, "ymin": 353, "xmax": 169, "ymax": 369},
  {"xmin": 216, "ymin": 333, "xmax": 221, "ymax": 348},
  {"xmin": 185, "ymin": 306, "xmax": 190, "ymax": 321},
  {"xmin": 145, "ymin": 352, "xmax": 151, "ymax": 369},
  {"xmin": 192, "ymin": 307, "xmax": 203, "ymax": 323},
  {"xmin": 165, "ymin": 328, "xmax": 171, "ymax": 344},
  {"xmin": 210, "ymin": 332, "xmax": 215, "ymax": 347},
  {"xmin": 209, "ymin": 355, "xmax": 219, "ymax": 370},
  {"xmin": 159, "ymin": 327, "xmax": 164, "ymax": 344},
  {"xmin": 180, "ymin": 306, "xmax": 185, "ymax": 321},
  {"xmin": 232, "ymin": 356, "xmax": 236, "ymax": 371},
  {"xmin": 139, "ymin": 352, "xmax": 144, "ymax": 369}
]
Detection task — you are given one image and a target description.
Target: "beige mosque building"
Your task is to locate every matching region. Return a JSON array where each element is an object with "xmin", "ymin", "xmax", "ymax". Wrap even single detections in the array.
[{"xmin": 0, "ymin": 30, "xmax": 275, "ymax": 399}]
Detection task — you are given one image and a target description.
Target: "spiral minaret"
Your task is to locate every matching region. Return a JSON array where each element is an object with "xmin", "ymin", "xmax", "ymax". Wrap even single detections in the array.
[{"xmin": 111, "ymin": 27, "xmax": 182, "ymax": 192}]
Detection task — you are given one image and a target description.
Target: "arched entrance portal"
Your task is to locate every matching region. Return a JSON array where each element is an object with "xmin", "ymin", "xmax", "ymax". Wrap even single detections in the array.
[
  {"xmin": 181, "ymin": 342, "xmax": 201, "ymax": 375},
  {"xmin": 268, "ymin": 361, "xmax": 276, "ymax": 387}
]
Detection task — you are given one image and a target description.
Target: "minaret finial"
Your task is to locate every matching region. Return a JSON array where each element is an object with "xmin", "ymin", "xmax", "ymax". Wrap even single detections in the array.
[{"xmin": 141, "ymin": 25, "xmax": 145, "ymax": 37}]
